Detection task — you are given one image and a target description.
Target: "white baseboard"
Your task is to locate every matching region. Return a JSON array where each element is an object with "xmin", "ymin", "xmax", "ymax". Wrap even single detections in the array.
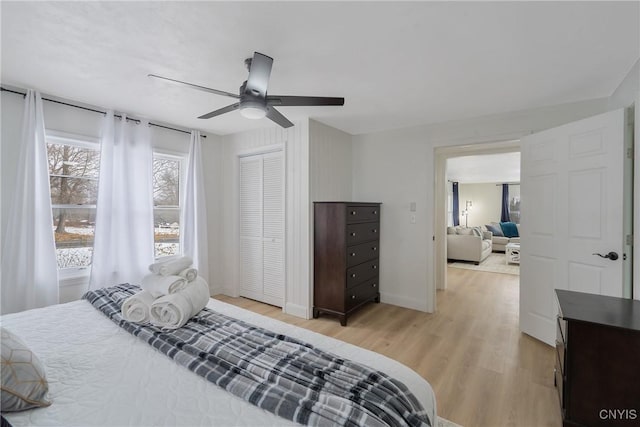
[
  {"xmin": 380, "ymin": 292, "xmax": 431, "ymax": 313},
  {"xmin": 285, "ymin": 302, "xmax": 308, "ymax": 319}
]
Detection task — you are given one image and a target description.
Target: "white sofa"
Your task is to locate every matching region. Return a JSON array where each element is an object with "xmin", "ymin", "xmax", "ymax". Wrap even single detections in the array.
[
  {"xmin": 447, "ymin": 227, "xmax": 493, "ymax": 264},
  {"xmin": 484, "ymin": 222, "xmax": 521, "ymax": 252}
]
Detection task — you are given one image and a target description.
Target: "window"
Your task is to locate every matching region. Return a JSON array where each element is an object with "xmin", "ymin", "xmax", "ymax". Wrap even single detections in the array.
[
  {"xmin": 47, "ymin": 132, "xmax": 100, "ymax": 271},
  {"xmin": 153, "ymin": 153, "xmax": 184, "ymax": 258}
]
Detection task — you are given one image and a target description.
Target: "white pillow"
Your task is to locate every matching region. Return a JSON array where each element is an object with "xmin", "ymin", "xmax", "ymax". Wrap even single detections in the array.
[{"xmin": 1, "ymin": 327, "xmax": 51, "ymax": 412}]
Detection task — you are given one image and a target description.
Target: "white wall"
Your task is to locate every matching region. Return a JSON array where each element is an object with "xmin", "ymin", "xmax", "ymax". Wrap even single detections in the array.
[
  {"xmin": 309, "ymin": 119, "xmax": 353, "ymax": 202},
  {"xmin": 0, "ymin": 91, "xmax": 219, "ymax": 303},
  {"xmin": 458, "ymin": 183, "xmax": 520, "ymax": 227},
  {"xmin": 608, "ymin": 59, "xmax": 639, "ymax": 111},
  {"xmin": 352, "ymin": 98, "xmax": 610, "ymax": 313},
  {"xmin": 218, "ymin": 122, "xmax": 310, "ymax": 318}
]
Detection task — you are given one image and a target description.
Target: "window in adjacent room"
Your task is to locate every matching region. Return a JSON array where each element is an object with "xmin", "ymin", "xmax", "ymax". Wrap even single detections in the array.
[
  {"xmin": 153, "ymin": 152, "xmax": 184, "ymax": 258},
  {"xmin": 47, "ymin": 131, "xmax": 100, "ymax": 271}
]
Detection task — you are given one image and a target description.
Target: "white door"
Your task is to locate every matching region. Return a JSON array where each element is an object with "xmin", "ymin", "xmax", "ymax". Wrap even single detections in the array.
[
  {"xmin": 520, "ymin": 108, "xmax": 632, "ymax": 346},
  {"xmin": 239, "ymin": 151, "xmax": 285, "ymax": 307}
]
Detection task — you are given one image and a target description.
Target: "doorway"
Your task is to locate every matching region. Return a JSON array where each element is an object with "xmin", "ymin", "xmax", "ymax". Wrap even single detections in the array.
[{"xmin": 434, "ymin": 140, "xmax": 521, "ymax": 296}]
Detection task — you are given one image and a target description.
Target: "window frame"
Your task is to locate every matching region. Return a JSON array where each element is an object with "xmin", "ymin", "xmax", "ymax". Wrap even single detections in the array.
[
  {"xmin": 46, "ymin": 130, "xmax": 101, "ymax": 280},
  {"xmin": 152, "ymin": 149, "xmax": 187, "ymax": 260}
]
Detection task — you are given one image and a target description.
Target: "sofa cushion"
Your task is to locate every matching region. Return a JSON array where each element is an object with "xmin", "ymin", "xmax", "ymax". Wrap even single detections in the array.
[
  {"xmin": 500, "ymin": 222, "xmax": 519, "ymax": 238},
  {"xmin": 493, "ymin": 236, "xmax": 510, "ymax": 245},
  {"xmin": 486, "ymin": 223, "xmax": 504, "ymax": 237},
  {"xmin": 447, "ymin": 226, "xmax": 457, "ymax": 234}
]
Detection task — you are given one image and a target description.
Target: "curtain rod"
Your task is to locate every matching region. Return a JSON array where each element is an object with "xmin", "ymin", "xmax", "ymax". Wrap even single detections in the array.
[
  {"xmin": 1, "ymin": 86, "xmax": 206, "ymax": 138},
  {"xmin": 496, "ymin": 182, "xmax": 520, "ymax": 186}
]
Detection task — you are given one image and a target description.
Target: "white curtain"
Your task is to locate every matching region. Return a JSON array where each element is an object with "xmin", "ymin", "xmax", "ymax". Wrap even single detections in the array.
[
  {"xmin": 1, "ymin": 90, "xmax": 59, "ymax": 314},
  {"xmin": 89, "ymin": 112, "xmax": 154, "ymax": 290},
  {"xmin": 180, "ymin": 130, "xmax": 210, "ymax": 286}
]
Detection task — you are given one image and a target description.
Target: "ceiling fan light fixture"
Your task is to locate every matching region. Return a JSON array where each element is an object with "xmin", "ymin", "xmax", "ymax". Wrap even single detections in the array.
[{"xmin": 240, "ymin": 105, "xmax": 267, "ymax": 119}]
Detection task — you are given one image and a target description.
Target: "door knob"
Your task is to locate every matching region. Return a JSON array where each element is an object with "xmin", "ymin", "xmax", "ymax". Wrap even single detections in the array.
[{"xmin": 592, "ymin": 251, "xmax": 619, "ymax": 261}]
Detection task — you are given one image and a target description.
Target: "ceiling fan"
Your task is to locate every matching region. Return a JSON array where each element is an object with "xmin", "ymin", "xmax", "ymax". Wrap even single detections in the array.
[{"xmin": 149, "ymin": 52, "xmax": 345, "ymax": 128}]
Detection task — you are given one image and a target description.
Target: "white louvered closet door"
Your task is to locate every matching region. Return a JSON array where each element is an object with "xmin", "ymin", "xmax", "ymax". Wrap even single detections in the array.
[{"xmin": 239, "ymin": 151, "xmax": 284, "ymax": 307}]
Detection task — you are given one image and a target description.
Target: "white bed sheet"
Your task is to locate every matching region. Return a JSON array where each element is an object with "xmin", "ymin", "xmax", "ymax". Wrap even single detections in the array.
[{"xmin": 1, "ymin": 298, "xmax": 436, "ymax": 426}]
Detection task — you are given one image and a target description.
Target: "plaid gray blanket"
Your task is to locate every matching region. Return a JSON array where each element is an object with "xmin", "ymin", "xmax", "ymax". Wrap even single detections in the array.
[{"xmin": 83, "ymin": 283, "xmax": 432, "ymax": 427}]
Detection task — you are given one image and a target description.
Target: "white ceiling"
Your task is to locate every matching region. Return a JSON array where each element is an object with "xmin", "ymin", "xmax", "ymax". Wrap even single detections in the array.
[
  {"xmin": 447, "ymin": 152, "xmax": 521, "ymax": 184},
  {"xmin": 1, "ymin": 2, "xmax": 638, "ymax": 136}
]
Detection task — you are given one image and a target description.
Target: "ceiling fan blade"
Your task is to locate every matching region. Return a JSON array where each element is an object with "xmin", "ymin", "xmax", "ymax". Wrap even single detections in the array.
[
  {"xmin": 266, "ymin": 106, "xmax": 294, "ymax": 128},
  {"xmin": 266, "ymin": 95, "xmax": 344, "ymax": 107},
  {"xmin": 148, "ymin": 74, "xmax": 239, "ymax": 99},
  {"xmin": 244, "ymin": 52, "xmax": 273, "ymax": 98},
  {"xmin": 198, "ymin": 103, "xmax": 240, "ymax": 119}
]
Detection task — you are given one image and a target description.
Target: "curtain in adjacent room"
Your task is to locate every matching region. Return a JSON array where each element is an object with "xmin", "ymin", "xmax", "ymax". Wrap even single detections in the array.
[
  {"xmin": 180, "ymin": 130, "xmax": 210, "ymax": 287},
  {"xmin": 89, "ymin": 111, "xmax": 154, "ymax": 290},
  {"xmin": 452, "ymin": 182, "xmax": 460, "ymax": 226},
  {"xmin": 500, "ymin": 183, "xmax": 510, "ymax": 222},
  {"xmin": 1, "ymin": 90, "xmax": 59, "ymax": 314}
]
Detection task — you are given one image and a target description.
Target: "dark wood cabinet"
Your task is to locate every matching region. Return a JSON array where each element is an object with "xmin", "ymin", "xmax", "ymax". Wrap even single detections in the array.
[
  {"xmin": 555, "ymin": 290, "xmax": 640, "ymax": 427},
  {"xmin": 313, "ymin": 202, "xmax": 381, "ymax": 326}
]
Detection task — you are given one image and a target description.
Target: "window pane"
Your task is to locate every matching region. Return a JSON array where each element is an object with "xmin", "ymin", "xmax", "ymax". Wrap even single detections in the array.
[
  {"xmin": 50, "ymin": 176, "xmax": 98, "ymax": 205},
  {"xmin": 52, "ymin": 207, "xmax": 96, "ymax": 268},
  {"xmin": 153, "ymin": 158, "xmax": 180, "ymax": 206},
  {"xmin": 154, "ymin": 208, "xmax": 180, "ymax": 258},
  {"xmin": 47, "ymin": 143, "xmax": 100, "ymax": 179}
]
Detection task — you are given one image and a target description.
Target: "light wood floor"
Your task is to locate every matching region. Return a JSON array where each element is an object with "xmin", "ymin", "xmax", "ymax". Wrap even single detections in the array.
[{"xmin": 215, "ymin": 267, "xmax": 562, "ymax": 427}]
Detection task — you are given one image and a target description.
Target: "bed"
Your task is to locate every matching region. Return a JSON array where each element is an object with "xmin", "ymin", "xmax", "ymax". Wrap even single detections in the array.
[{"xmin": 1, "ymin": 285, "xmax": 436, "ymax": 426}]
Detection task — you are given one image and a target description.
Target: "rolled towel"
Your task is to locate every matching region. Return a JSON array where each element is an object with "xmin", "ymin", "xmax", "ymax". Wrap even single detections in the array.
[
  {"xmin": 121, "ymin": 290, "xmax": 156, "ymax": 324},
  {"xmin": 178, "ymin": 267, "xmax": 198, "ymax": 282},
  {"xmin": 141, "ymin": 274, "xmax": 188, "ymax": 298},
  {"xmin": 149, "ymin": 277, "xmax": 210, "ymax": 329},
  {"xmin": 149, "ymin": 256, "xmax": 193, "ymax": 276}
]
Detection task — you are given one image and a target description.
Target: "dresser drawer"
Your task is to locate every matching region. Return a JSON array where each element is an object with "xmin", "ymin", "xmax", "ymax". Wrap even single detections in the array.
[
  {"xmin": 346, "ymin": 241, "xmax": 379, "ymax": 267},
  {"xmin": 346, "ymin": 278, "xmax": 379, "ymax": 311},
  {"xmin": 346, "ymin": 259, "xmax": 378, "ymax": 288},
  {"xmin": 346, "ymin": 205, "xmax": 380, "ymax": 223},
  {"xmin": 346, "ymin": 222, "xmax": 379, "ymax": 245}
]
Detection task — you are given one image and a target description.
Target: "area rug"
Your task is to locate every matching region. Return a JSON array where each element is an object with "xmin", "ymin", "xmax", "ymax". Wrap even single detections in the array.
[
  {"xmin": 449, "ymin": 252, "xmax": 519, "ymax": 276},
  {"xmin": 438, "ymin": 416, "xmax": 463, "ymax": 427}
]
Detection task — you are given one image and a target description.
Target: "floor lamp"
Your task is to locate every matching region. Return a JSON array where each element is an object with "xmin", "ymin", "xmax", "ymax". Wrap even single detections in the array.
[{"xmin": 461, "ymin": 200, "xmax": 472, "ymax": 227}]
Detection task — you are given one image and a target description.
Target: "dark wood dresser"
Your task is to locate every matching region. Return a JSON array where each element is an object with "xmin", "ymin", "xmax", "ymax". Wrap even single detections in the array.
[
  {"xmin": 555, "ymin": 289, "xmax": 640, "ymax": 426},
  {"xmin": 313, "ymin": 202, "xmax": 381, "ymax": 326}
]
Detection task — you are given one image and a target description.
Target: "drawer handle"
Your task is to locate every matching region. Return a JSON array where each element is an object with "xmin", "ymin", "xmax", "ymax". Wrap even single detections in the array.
[
  {"xmin": 372, "ymin": 283, "xmax": 377, "ymax": 288},
  {"xmin": 351, "ymin": 295, "xmax": 356, "ymax": 300},
  {"xmin": 372, "ymin": 265, "xmax": 377, "ymax": 270},
  {"xmin": 372, "ymin": 247, "xmax": 377, "ymax": 251},
  {"xmin": 351, "ymin": 273, "xmax": 357, "ymax": 278},
  {"xmin": 350, "ymin": 232, "xmax": 356, "ymax": 237},
  {"xmin": 350, "ymin": 253, "xmax": 356, "ymax": 257},
  {"xmin": 351, "ymin": 211, "xmax": 357, "ymax": 215},
  {"xmin": 373, "ymin": 210, "xmax": 378, "ymax": 215},
  {"xmin": 372, "ymin": 229, "xmax": 378, "ymax": 233}
]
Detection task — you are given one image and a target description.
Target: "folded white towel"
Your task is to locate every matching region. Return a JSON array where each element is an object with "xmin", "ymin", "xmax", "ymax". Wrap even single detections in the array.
[
  {"xmin": 149, "ymin": 256, "xmax": 193, "ymax": 276},
  {"xmin": 141, "ymin": 274, "xmax": 188, "ymax": 298},
  {"xmin": 121, "ymin": 290, "xmax": 156, "ymax": 324},
  {"xmin": 149, "ymin": 277, "xmax": 210, "ymax": 329},
  {"xmin": 178, "ymin": 267, "xmax": 198, "ymax": 282}
]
